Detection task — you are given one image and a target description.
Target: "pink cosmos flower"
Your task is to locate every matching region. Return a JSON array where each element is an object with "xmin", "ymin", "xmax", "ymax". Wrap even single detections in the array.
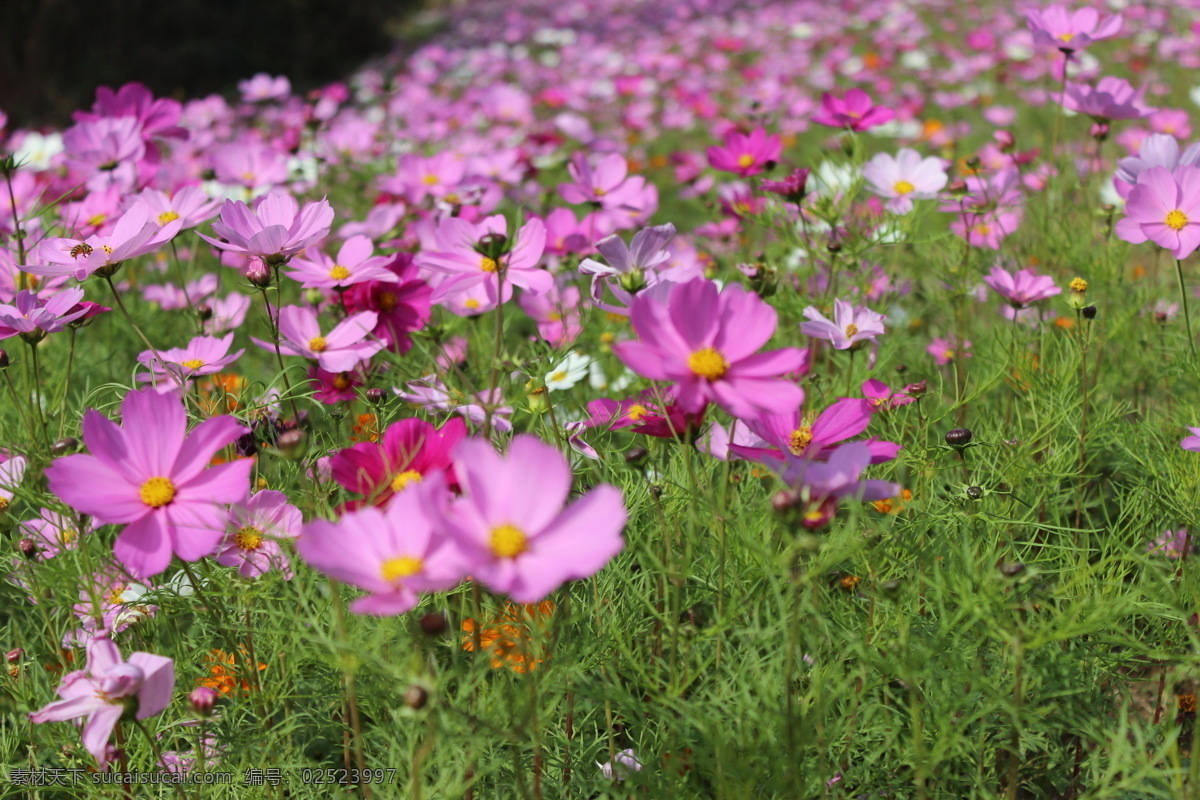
[
  {"xmin": 215, "ymin": 490, "xmax": 301, "ymax": 579},
  {"xmin": 25, "ymin": 203, "xmax": 182, "ymax": 280},
  {"xmin": 598, "ymin": 749, "xmax": 643, "ymax": 781},
  {"xmin": 419, "ymin": 216, "xmax": 550, "ymax": 312},
  {"xmin": 297, "ymin": 478, "xmax": 467, "ymax": 615},
  {"xmin": 559, "ymin": 153, "xmax": 631, "ymax": 205},
  {"xmin": 203, "ymin": 294, "xmax": 252, "ymax": 335},
  {"xmin": 29, "ymin": 637, "xmax": 174, "ymax": 767},
  {"xmin": 0, "ymin": 454, "xmax": 27, "ymax": 511},
  {"xmin": 862, "ymin": 379, "xmax": 920, "ymax": 411},
  {"xmin": 395, "ymin": 376, "xmax": 514, "ymax": 433},
  {"xmin": 812, "ymin": 89, "xmax": 895, "ymax": 132},
  {"xmin": 308, "ymin": 364, "xmax": 369, "ymax": 404},
  {"xmin": 1147, "ymin": 528, "xmax": 1191, "ymax": 559},
  {"xmin": 384, "ymin": 152, "xmax": 466, "ymax": 204},
  {"xmin": 437, "ymin": 435, "xmax": 626, "ymax": 603},
  {"xmin": 137, "ymin": 333, "xmax": 244, "ymax": 386},
  {"xmin": 801, "ymin": 300, "xmax": 886, "ymax": 353},
  {"xmin": 926, "ymin": 337, "xmax": 972, "ymax": 365},
  {"xmin": 983, "ymin": 266, "xmax": 1062, "ymax": 307},
  {"xmin": 729, "ymin": 398, "xmax": 900, "ymax": 465},
  {"xmin": 613, "ymin": 279, "xmax": 806, "ymax": 419},
  {"xmin": 45, "ymin": 389, "xmax": 253, "ymax": 579},
  {"xmin": 18, "ymin": 509, "xmax": 95, "ymax": 561},
  {"xmin": 131, "ymin": 186, "xmax": 220, "ymax": 230},
  {"xmin": 579, "ymin": 223, "xmax": 682, "ymax": 314},
  {"xmin": 0, "ymin": 288, "xmax": 90, "ymax": 341},
  {"xmin": 776, "ymin": 442, "xmax": 902, "ymax": 530},
  {"xmin": 142, "ymin": 273, "xmax": 219, "ymax": 310},
  {"xmin": 517, "ymin": 283, "xmax": 584, "ymax": 348},
  {"xmin": 252, "ymin": 306, "xmax": 381, "ymax": 372},
  {"xmin": 1115, "ymin": 165, "xmax": 1200, "ymax": 259},
  {"xmin": 239, "ymin": 73, "xmax": 291, "ymax": 102},
  {"xmin": 862, "ymin": 149, "xmax": 948, "ymax": 213},
  {"xmin": 330, "ymin": 417, "xmax": 466, "ymax": 508},
  {"xmin": 1025, "ymin": 4, "xmax": 1122, "ymax": 52},
  {"xmin": 706, "ymin": 127, "xmax": 782, "ymax": 177},
  {"xmin": 199, "ymin": 193, "xmax": 334, "ymax": 263},
  {"xmin": 1065, "ymin": 77, "xmax": 1154, "ymax": 123},
  {"xmin": 1114, "ymin": 134, "xmax": 1200, "ymax": 199},
  {"xmin": 1181, "ymin": 426, "xmax": 1200, "ymax": 452},
  {"xmin": 286, "ymin": 235, "xmax": 397, "ymax": 290},
  {"xmin": 61, "ymin": 116, "xmax": 145, "ymax": 174}
]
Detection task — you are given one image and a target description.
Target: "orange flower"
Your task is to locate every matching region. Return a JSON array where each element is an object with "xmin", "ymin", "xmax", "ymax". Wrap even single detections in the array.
[
  {"xmin": 872, "ymin": 488, "xmax": 913, "ymax": 514},
  {"xmin": 1054, "ymin": 317, "xmax": 1075, "ymax": 330},
  {"xmin": 351, "ymin": 413, "xmax": 380, "ymax": 443},
  {"xmin": 199, "ymin": 648, "xmax": 266, "ymax": 696},
  {"xmin": 461, "ymin": 602, "xmax": 555, "ymax": 673}
]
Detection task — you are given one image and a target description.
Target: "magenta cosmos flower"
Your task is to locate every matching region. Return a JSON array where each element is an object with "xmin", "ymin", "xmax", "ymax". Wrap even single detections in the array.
[
  {"xmin": 1114, "ymin": 134, "xmax": 1200, "ymax": 199},
  {"xmin": 330, "ymin": 417, "xmax": 466, "ymax": 508},
  {"xmin": 983, "ymin": 266, "xmax": 1062, "ymax": 307},
  {"xmin": 862, "ymin": 149, "xmax": 948, "ymax": 214},
  {"xmin": 777, "ymin": 442, "xmax": 902, "ymax": 530},
  {"xmin": 297, "ymin": 477, "xmax": 467, "ymax": 615},
  {"xmin": 252, "ymin": 306, "xmax": 381, "ymax": 372},
  {"xmin": 199, "ymin": 192, "xmax": 334, "ymax": 263},
  {"xmin": 728, "ymin": 398, "xmax": 899, "ymax": 466},
  {"xmin": 1025, "ymin": 4, "xmax": 1122, "ymax": 52},
  {"xmin": 29, "ymin": 636, "xmax": 174, "ymax": 767},
  {"xmin": 558, "ymin": 153, "xmax": 631, "ymax": 205},
  {"xmin": 1115, "ymin": 166, "xmax": 1200, "ymax": 259},
  {"xmin": 1181, "ymin": 426, "xmax": 1200, "ymax": 452},
  {"xmin": 45, "ymin": 389, "xmax": 252, "ymax": 579},
  {"xmin": 706, "ymin": 127, "xmax": 782, "ymax": 177},
  {"xmin": 0, "ymin": 288, "xmax": 90, "ymax": 341},
  {"xmin": 137, "ymin": 332, "xmax": 244, "ymax": 387},
  {"xmin": 438, "ymin": 435, "xmax": 626, "ymax": 604},
  {"xmin": 614, "ymin": 279, "xmax": 806, "ymax": 419},
  {"xmin": 418, "ymin": 216, "xmax": 550, "ymax": 314},
  {"xmin": 801, "ymin": 300, "xmax": 886, "ymax": 352},
  {"xmin": 811, "ymin": 89, "xmax": 895, "ymax": 132},
  {"xmin": 25, "ymin": 203, "xmax": 181, "ymax": 280}
]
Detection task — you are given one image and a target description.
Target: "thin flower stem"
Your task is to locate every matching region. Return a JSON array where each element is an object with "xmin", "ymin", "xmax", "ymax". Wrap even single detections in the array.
[
  {"xmin": 3, "ymin": 370, "xmax": 37, "ymax": 449},
  {"xmin": 56, "ymin": 327, "xmax": 77, "ymax": 439},
  {"xmin": 131, "ymin": 718, "xmax": 190, "ymax": 800},
  {"xmin": 26, "ymin": 340, "xmax": 50, "ymax": 448},
  {"xmin": 257, "ymin": 286, "xmax": 303, "ymax": 423},
  {"xmin": 330, "ymin": 582, "xmax": 371, "ymax": 799},
  {"xmin": 1177, "ymin": 259, "xmax": 1196, "ymax": 358},
  {"xmin": 4, "ymin": 169, "xmax": 26, "ymax": 266},
  {"xmin": 484, "ymin": 273, "xmax": 506, "ymax": 439}
]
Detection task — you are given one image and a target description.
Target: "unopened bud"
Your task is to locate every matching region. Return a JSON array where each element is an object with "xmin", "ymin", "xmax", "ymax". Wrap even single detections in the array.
[
  {"xmin": 771, "ymin": 489, "xmax": 797, "ymax": 514},
  {"xmin": 966, "ymin": 486, "xmax": 984, "ymax": 500},
  {"xmin": 17, "ymin": 538, "xmax": 37, "ymax": 558},
  {"xmin": 945, "ymin": 428, "xmax": 973, "ymax": 447},
  {"xmin": 276, "ymin": 428, "xmax": 306, "ymax": 459},
  {"xmin": 6, "ymin": 648, "xmax": 22, "ymax": 663},
  {"xmin": 365, "ymin": 387, "xmax": 386, "ymax": 405},
  {"xmin": 244, "ymin": 258, "xmax": 272, "ymax": 287},
  {"xmin": 999, "ymin": 561, "xmax": 1026, "ymax": 577},
  {"xmin": 403, "ymin": 685, "xmax": 429, "ymax": 710},
  {"xmin": 51, "ymin": 436, "xmax": 79, "ymax": 456},
  {"xmin": 1082, "ymin": 304, "xmax": 1097, "ymax": 320},
  {"xmin": 188, "ymin": 686, "xmax": 218, "ymax": 718},
  {"xmin": 196, "ymin": 304, "xmax": 213, "ymax": 322},
  {"xmin": 0, "ymin": 349, "xmax": 8, "ymax": 368},
  {"xmin": 417, "ymin": 612, "xmax": 448, "ymax": 636}
]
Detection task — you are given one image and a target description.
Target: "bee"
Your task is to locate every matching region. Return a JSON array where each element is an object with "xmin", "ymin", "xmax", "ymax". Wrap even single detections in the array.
[{"xmin": 68, "ymin": 243, "xmax": 93, "ymax": 258}]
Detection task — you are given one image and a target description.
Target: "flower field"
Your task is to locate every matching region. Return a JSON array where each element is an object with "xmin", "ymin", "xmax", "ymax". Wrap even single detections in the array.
[{"xmin": 5, "ymin": 0, "xmax": 1200, "ymax": 797}]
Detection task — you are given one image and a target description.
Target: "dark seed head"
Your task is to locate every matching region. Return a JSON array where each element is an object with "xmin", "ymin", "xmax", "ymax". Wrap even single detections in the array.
[
  {"xmin": 1082, "ymin": 305, "xmax": 1097, "ymax": 320},
  {"xmin": 945, "ymin": 428, "xmax": 973, "ymax": 447},
  {"xmin": 403, "ymin": 685, "xmax": 429, "ymax": 710},
  {"xmin": 966, "ymin": 486, "xmax": 984, "ymax": 500},
  {"xmin": 417, "ymin": 612, "xmax": 448, "ymax": 636}
]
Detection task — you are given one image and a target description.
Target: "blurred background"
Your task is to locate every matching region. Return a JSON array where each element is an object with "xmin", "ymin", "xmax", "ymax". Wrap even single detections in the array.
[{"xmin": 1, "ymin": 0, "xmax": 441, "ymax": 127}]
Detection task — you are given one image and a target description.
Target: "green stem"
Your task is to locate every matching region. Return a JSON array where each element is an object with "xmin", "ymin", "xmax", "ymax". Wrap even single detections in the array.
[
  {"xmin": 330, "ymin": 582, "xmax": 371, "ymax": 799},
  {"xmin": 1177, "ymin": 259, "xmax": 1196, "ymax": 358},
  {"xmin": 131, "ymin": 718, "xmax": 190, "ymax": 800},
  {"xmin": 257, "ymin": 286, "xmax": 302, "ymax": 423},
  {"xmin": 56, "ymin": 327, "xmax": 76, "ymax": 439}
]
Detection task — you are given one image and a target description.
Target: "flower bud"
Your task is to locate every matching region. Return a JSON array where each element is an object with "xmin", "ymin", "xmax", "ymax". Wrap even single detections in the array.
[
  {"xmin": 51, "ymin": 436, "xmax": 79, "ymax": 456},
  {"xmin": 17, "ymin": 538, "xmax": 38, "ymax": 558},
  {"xmin": 196, "ymin": 304, "xmax": 213, "ymax": 322},
  {"xmin": 276, "ymin": 428, "xmax": 306, "ymax": 459},
  {"xmin": 403, "ymin": 685, "xmax": 429, "ymax": 710},
  {"xmin": 966, "ymin": 486, "xmax": 984, "ymax": 500},
  {"xmin": 945, "ymin": 428, "xmax": 973, "ymax": 447},
  {"xmin": 365, "ymin": 387, "xmax": 386, "ymax": 405},
  {"xmin": 189, "ymin": 686, "xmax": 218, "ymax": 718},
  {"xmin": 417, "ymin": 612, "xmax": 448, "ymax": 636},
  {"xmin": 999, "ymin": 561, "xmax": 1026, "ymax": 577},
  {"xmin": 6, "ymin": 648, "xmax": 23, "ymax": 663},
  {"xmin": 244, "ymin": 258, "xmax": 272, "ymax": 287},
  {"xmin": 1082, "ymin": 304, "xmax": 1097, "ymax": 320},
  {"xmin": 0, "ymin": 349, "xmax": 9, "ymax": 368}
]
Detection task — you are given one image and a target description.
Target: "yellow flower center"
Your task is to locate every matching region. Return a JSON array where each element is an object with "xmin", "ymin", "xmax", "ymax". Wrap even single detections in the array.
[
  {"xmin": 88, "ymin": 213, "xmax": 107, "ymax": 227},
  {"xmin": 1166, "ymin": 209, "xmax": 1189, "ymax": 231},
  {"xmin": 157, "ymin": 210, "xmax": 181, "ymax": 225},
  {"xmin": 332, "ymin": 373, "xmax": 351, "ymax": 390},
  {"xmin": 390, "ymin": 470, "xmax": 424, "ymax": 492},
  {"xmin": 309, "ymin": 336, "xmax": 327, "ymax": 352},
  {"xmin": 61, "ymin": 528, "xmax": 78, "ymax": 544},
  {"xmin": 547, "ymin": 311, "xmax": 562, "ymax": 321},
  {"xmin": 803, "ymin": 509, "xmax": 825, "ymax": 523},
  {"xmin": 893, "ymin": 180, "xmax": 915, "ymax": 195},
  {"xmin": 381, "ymin": 555, "xmax": 424, "ymax": 582},
  {"xmin": 600, "ymin": 332, "xmax": 615, "ymax": 343},
  {"xmin": 687, "ymin": 347, "xmax": 729, "ymax": 380},
  {"xmin": 378, "ymin": 292, "xmax": 397, "ymax": 311},
  {"xmin": 0, "ymin": 497, "xmax": 8, "ymax": 511},
  {"xmin": 490, "ymin": 523, "xmax": 528, "ymax": 558},
  {"xmin": 329, "ymin": 265, "xmax": 351, "ymax": 281},
  {"xmin": 627, "ymin": 403, "xmax": 649, "ymax": 420},
  {"xmin": 844, "ymin": 323, "xmax": 859, "ymax": 337},
  {"xmin": 737, "ymin": 154, "xmax": 755, "ymax": 168},
  {"xmin": 1057, "ymin": 32, "xmax": 1075, "ymax": 42},
  {"xmin": 465, "ymin": 298, "xmax": 481, "ymax": 310},
  {"xmin": 594, "ymin": 187, "xmax": 607, "ymax": 197},
  {"xmin": 139, "ymin": 477, "xmax": 176, "ymax": 508},
  {"xmin": 234, "ymin": 526, "xmax": 264, "ymax": 551},
  {"xmin": 181, "ymin": 359, "xmax": 205, "ymax": 370},
  {"xmin": 550, "ymin": 371, "xmax": 568, "ymax": 383},
  {"xmin": 480, "ymin": 256, "xmax": 499, "ymax": 273},
  {"xmin": 1069, "ymin": 277, "xmax": 1088, "ymax": 292},
  {"xmin": 422, "ymin": 174, "xmax": 439, "ymax": 185},
  {"xmin": 788, "ymin": 426, "xmax": 814, "ymax": 456}
]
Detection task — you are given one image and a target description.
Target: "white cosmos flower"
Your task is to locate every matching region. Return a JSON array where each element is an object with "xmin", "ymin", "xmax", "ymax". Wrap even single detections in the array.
[{"xmin": 545, "ymin": 352, "xmax": 592, "ymax": 392}]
